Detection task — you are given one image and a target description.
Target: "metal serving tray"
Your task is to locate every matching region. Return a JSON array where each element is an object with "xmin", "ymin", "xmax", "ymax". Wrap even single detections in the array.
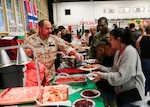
[{"xmin": 53, "ymin": 75, "xmax": 87, "ymax": 86}]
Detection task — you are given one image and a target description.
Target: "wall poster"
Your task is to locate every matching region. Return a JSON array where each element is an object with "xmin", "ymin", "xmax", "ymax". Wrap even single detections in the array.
[
  {"xmin": 118, "ymin": 7, "xmax": 130, "ymax": 13},
  {"xmin": 133, "ymin": 7, "xmax": 145, "ymax": 13},
  {"xmin": 103, "ymin": 8, "xmax": 115, "ymax": 13}
]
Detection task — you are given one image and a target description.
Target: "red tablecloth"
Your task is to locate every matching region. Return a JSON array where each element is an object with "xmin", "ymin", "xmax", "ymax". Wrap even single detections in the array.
[{"xmin": 57, "ymin": 67, "xmax": 86, "ymax": 74}]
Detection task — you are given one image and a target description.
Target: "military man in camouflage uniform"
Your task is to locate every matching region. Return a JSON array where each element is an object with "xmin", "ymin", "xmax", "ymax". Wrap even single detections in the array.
[
  {"xmin": 89, "ymin": 17, "xmax": 110, "ymax": 58},
  {"xmin": 25, "ymin": 19, "xmax": 83, "ymax": 82}
]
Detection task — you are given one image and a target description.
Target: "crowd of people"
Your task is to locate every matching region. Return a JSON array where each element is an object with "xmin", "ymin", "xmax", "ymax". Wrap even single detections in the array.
[{"xmin": 24, "ymin": 17, "xmax": 150, "ymax": 107}]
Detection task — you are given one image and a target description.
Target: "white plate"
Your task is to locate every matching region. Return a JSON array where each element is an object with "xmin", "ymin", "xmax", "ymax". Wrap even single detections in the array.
[
  {"xmin": 72, "ymin": 98, "xmax": 95, "ymax": 107},
  {"xmin": 80, "ymin": 89, "xmax": 100, "ymax": 99},
  {"xmin": 86, "ymin": 73, "xmax": 97, "ymax": 81},
  {"xmin": 79, "ymin": 65, "xmax": 98, "ymax": 71}
]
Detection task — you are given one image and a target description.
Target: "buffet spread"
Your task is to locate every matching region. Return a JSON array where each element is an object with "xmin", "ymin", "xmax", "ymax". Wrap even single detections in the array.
[
  {"xmin": 0, "ymin": 41, "xmax": 104, "ymax": 107},
  {"xmin": 0, "ymin": 55, "xmax": 104, "ymax": 107},
  {"xmin": 0, "ymin": 73, "xmax": 104, "ymax": 107},
  {"xmin": 0, "ymin": 84, "xmax": 70, "ymax": 106}
]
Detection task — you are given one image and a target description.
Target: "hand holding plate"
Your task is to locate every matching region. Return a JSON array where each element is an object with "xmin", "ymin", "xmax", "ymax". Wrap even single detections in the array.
[{"xmin": 92, "ymin": 71, "xmax": 102, "ymax": 82}]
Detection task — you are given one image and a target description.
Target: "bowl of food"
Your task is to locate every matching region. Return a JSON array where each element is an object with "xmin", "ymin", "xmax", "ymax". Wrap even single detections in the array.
[
  {"xmin": 72, "ymin": 98, "xmax": 95, "ymax": 107},
  {"xmin": 80, "ymin": 89, "xmax": 100, "ymax": 99}
]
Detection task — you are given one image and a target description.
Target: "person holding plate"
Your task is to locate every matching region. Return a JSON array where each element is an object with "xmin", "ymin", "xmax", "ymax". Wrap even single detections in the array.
[
  {"xmin": 92, "ymin": 28, "xmax": 145, "ymax": 107},
  {"xmin": 95, "ymin": 40, "xmax": 117, "ymax": 107}
]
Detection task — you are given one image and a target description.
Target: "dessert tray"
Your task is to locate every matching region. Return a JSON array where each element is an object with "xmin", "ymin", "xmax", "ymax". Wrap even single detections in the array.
[
  {"xmin": 0, "ymin": 86, "xmax": 40, "ymax": 105},
  {"xmin": 53, "ymin": 75, "xmax": 87, "ymax": 86}
]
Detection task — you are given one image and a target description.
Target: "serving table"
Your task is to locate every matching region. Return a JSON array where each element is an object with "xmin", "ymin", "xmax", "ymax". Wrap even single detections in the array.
[
  {"xmin": 68, "ymin": 77, "xmax": 104, "ymax": 107},
  {"xmin": 0, "ymin": 76, "xmax": 104, "ymax": 107}
]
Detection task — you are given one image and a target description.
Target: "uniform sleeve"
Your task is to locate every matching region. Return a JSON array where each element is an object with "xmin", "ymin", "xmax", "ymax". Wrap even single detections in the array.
[
  {"xmin": 56, "ymin": 37, "xmax": 74, "ymax": 54},
  {"xmin": 24, "ymin": 34, "xmax": 38, "ymax": 47}
]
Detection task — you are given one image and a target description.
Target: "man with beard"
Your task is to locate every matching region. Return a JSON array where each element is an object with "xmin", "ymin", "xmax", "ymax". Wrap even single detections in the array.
[
  {"xmin": 89, "ymin": 17, "xmax": 110, "ymax": 58},
  {"xmin": 25, "ymin": 19, "xmax": 83, "ymax": 83}
]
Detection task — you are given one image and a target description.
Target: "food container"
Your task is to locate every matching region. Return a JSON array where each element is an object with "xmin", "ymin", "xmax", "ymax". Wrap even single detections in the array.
[
  {"xmin": 0, "ymin": 86, "xmax": 40, "ymax": 105},
  {"xmin": 61, "ymin": 55, "xmax": 81, "ymax": 68},
  {"xmin": 36, "ymin": 85, "xmax": 71, "ymax": 106},
  {"xmin": 80, "ymin": 89, "xmax": 100, "ymax": 99},
  {"xmin": 53, "ymin": 75, "xmax": 87, "ymax": 86},
  {"xmin": 72, "ymin": 98, "xmax": 95, "ymax": 107},
  {"xmin": 84, "ymin": 59, "xmax": 97, "ymax": 64}
]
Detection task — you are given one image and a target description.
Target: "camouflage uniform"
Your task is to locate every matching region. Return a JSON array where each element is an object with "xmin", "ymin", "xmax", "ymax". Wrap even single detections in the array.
[
  {"xmin": 89, "ymin": 31, "xmax": 110, "ymax": 58},
  {"xmin": 26, "ymin": 34, "xmax": 74, "ymax": 81}
]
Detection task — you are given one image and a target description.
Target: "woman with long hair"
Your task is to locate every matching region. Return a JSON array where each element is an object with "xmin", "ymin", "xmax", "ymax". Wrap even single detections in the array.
[{"xmin": 92, "ymin": 28, "xmax": 145, "ymax": 107}]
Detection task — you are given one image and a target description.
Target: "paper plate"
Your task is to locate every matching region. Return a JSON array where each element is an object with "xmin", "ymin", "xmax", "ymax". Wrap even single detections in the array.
[{"xmin": 79, "ymin": 65, "xmax": 98, "ymax": 71}]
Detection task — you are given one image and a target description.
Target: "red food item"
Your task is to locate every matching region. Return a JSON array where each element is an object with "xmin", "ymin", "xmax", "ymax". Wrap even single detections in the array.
[
  {"xmin": 82, "ymin": 90, "xmax": 98, "ymax": 97},
  {"xmin": 0, "ymin": 86, "xmax": 40, "ymax": 105},
  {"xmin": 83, "ymin": 65, "xmax": 95, "ymax": 69},
  {"xmin": 55, "ymin": 76, "xmax": 86, "ymax": 83},
  {"xmin": 57, "ymin": 68, "xmax": 85, "ymax": 74},
  {"xmin": 25, "ymin": 62, "xmax": 48, "ymax": 86},
  {"xmin": 74, "ymin": 99, "xmax": 94, "ymax": 107}
]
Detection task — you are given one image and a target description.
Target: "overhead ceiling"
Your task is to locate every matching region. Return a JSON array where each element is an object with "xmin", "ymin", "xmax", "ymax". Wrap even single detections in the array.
[
  {"xmin": 52, "ymin": 0, "xmax": 126, "ymax": 3},
  {"xmin": 52, "ymin": 0, "xmax": 136, "ymax": 3}
]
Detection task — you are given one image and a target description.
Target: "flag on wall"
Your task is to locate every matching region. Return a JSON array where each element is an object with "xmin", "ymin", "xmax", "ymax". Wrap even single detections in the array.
[
  {"xmin": 28, "ymin": 19, "xmax": 38, "ymax": 30},
  {"xmin": 24, "ymin": 0, "xmax": 38, "ymax": 30}
]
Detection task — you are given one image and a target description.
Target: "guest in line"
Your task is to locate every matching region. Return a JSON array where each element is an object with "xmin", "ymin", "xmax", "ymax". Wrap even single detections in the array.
[{"xmin": 92, "ymin": 28, "xmax": 145, "ymax": 107}]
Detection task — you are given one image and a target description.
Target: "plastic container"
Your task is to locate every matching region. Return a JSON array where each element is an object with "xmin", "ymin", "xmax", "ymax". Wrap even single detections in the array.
[
  {"xmin": 0, "ymin": 65, "xmax": 24, "ymax": 89},
  {"xmin": 53, "ymin": 75, "xmax": 87, "ymax": 86},
  {"xmin": 61, "ymin": 55, "xmax": 81, "ymax": 68}
]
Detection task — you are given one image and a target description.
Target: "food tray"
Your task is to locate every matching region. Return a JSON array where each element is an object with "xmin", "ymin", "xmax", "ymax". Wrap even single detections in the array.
[
  {"xmin": 36, "ymin": 85, "xmax": 71, "ymax": 106},
  {"xmin": 0, "ymin": 86, "xmax": 40, "ymax": 105},
  {"xmin": 53, "ymin": 75, "xmax": 87, "ymax": 86}
]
